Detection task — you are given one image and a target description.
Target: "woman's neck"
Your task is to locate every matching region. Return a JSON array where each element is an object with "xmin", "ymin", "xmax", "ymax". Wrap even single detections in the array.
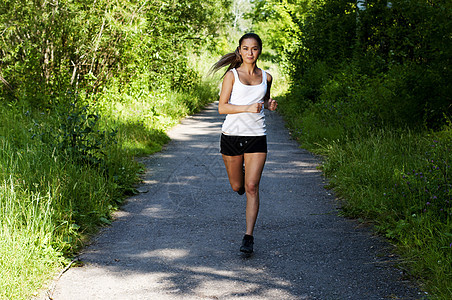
[{"xmin": 239, "ymin": 63, "xmax": 259, "ymax": 75}]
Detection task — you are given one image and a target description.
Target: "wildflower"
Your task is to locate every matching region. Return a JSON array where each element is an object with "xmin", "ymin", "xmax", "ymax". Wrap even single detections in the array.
[{"xmin": 426, "ymin": 202, "xmax": 431, "ymax": 205}]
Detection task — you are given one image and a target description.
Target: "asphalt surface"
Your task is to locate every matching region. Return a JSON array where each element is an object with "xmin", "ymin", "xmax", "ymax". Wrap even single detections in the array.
[{"xmin": 46, "ymin": 102, "xmax": 423, "ymax": 299}]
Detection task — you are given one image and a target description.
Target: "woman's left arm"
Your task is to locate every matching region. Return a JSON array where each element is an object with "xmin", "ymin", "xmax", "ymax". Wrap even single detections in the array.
[{"xmin": 263, "ymin": 73, "xmax": 278, "ymax": 111}]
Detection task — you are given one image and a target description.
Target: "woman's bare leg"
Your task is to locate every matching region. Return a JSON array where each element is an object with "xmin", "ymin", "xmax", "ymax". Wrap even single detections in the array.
[
  {"xmin": 243, "ymin": 152, "xmax": 267, "ymax": 236},
  {"xmin": 222, "ymin": 154, "xmax": 244, "ymax": 192}
]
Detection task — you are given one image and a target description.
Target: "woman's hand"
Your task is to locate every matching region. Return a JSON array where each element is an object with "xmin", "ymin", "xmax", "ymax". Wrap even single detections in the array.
[
  {"xmin": 247, "ymin": 102, "xmax": 263, "ymax": 113},
  {"xmin": 266, "ymin": 98, "xmax": 278, "ymax": 111}
]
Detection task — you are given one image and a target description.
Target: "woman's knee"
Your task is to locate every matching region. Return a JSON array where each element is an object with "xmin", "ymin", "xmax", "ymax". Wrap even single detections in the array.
[
  {"xmin": 230, "ymin": 181, "xmax": 244, "ymax": 192},
  {"xmin": 245, "ymin": 181, "xmax": 259, "ymax": 195}
]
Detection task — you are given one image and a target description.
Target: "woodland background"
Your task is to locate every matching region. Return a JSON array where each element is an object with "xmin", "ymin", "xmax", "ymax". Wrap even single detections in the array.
[{"xmin": 0, "ymin": 0, "xmax": 450, "ymax": 298}]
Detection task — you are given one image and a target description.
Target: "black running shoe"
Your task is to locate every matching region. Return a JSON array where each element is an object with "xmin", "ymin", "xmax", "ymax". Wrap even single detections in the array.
[{"xmin": 240, "ymin": 235, "xmax": 254, "ymax": 253}]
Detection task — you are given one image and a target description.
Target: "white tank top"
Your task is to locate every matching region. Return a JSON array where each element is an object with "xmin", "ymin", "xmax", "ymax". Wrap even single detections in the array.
[{"xmin": 221, "ymin": 68, "xmax": 267, "ymax": 136}]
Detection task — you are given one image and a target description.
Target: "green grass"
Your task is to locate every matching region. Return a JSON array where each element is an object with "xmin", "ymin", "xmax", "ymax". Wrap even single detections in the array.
[
  {"xmin": 0, "ymin": 179, "xmax": 60, "ymax": 299},
  {"xmin": 0, "ymin": 137, "xmax": 63, "ymax": 299},
  {"xmin": 279, "ymin": 96, "xmax": 452, "ymax": 299}
]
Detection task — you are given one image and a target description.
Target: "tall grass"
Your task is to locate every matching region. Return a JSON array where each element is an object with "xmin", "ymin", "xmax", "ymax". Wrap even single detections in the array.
[
  {"xmin": 0, "ymin": 128, "xmax": 62, "ymax": 299},
  {"xmin": 279, "ymin": 96, "xmax": 452, "ymax": 298},
  {"xmin": 0, "ymin": 176, "xmax": 61, "ymax": 299}
]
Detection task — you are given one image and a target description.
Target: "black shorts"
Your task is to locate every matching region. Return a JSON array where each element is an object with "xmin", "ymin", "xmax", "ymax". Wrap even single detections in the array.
[{"xmin": 220, "ymin": 134, "xmax": 267, "ymax": 156}]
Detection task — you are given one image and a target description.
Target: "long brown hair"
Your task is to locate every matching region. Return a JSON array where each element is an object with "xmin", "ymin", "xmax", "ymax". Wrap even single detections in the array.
[{"xmin": 210, "ymin": 33, "xmax": 263, "ymax": 78}]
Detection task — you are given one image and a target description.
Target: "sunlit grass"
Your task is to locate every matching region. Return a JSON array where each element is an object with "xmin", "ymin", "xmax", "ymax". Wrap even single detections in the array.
[{"xmin": 0, "ymin": 167, "xmax": 63, "ymax": 299}]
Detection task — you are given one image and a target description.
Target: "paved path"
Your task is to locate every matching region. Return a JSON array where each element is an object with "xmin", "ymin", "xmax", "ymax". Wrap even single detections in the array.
[{"xmin": 48, "ymin": 102, "xmax": 421, "ymax": 299}]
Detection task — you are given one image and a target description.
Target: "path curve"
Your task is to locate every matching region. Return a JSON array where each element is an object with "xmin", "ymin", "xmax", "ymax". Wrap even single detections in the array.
[{"xmin": 47, "ymin": 102, "xmax": 421, "ymax": 299}]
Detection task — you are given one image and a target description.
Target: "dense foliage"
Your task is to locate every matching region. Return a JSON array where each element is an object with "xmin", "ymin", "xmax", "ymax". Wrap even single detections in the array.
[
  {"xmin": 253, "ymin": 0, "xmax": 451, "ymax": 129},
  {"xmin": 0, "ymin": 0, "xmax": 230, "ymax": 105}
]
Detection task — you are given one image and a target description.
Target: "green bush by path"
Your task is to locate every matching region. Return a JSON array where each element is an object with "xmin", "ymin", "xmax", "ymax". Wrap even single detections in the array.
[{"xmin": 252, "ymin": 0, "xmax": 451, "ymax": 129}]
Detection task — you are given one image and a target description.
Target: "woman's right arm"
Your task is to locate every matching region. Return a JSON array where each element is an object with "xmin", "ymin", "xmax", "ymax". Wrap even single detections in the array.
[{"xmin": 218, "ymin": 71, "xmax": 262, "ymax": 115}]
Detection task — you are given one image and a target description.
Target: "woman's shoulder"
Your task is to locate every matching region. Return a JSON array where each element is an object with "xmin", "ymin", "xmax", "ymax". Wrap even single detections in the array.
[
  {"xmin": 222, "ymin": 69, "xmax": 235, "ymax": 85},
  {"xmin": 263, "ymin": 70, "xmax": 272, "ymax": 83},
  {"xmin": 224, "ymin": 69, "xmax": 235, "ymax": 78}
]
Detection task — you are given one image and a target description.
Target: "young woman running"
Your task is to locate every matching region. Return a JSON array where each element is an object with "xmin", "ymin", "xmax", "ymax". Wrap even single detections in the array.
[{"xmin": 211, "ymin": 33, "xmax": 278, "ymax": 254}]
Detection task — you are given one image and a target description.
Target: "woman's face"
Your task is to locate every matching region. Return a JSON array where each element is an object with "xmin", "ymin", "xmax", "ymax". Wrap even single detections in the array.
[{"xmin": 239, "ymin": 38, "xmax": 261, "ymax": 64}]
